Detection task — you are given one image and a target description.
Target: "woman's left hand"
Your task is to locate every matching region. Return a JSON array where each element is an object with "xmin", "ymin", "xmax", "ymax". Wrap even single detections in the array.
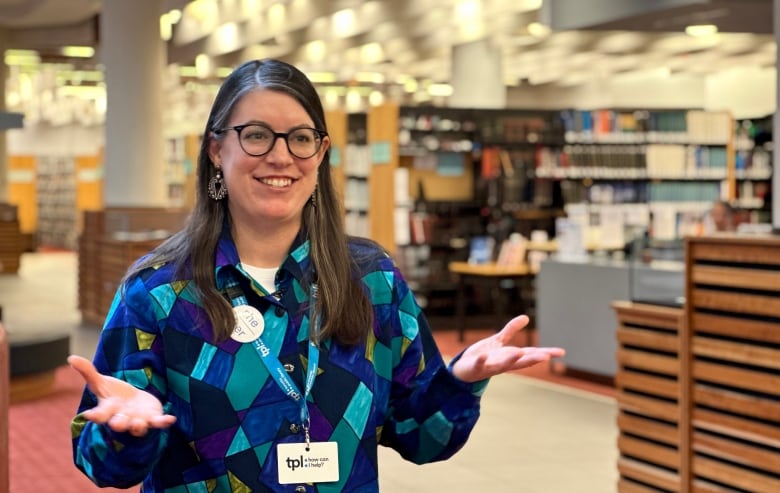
[{"xmin": 450, "ymin": 315, "xmax": 565, "ymax": 383}]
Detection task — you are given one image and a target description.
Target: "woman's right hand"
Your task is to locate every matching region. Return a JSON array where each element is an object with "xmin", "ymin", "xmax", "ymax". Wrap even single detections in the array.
[{"xmin": 68, "ymin": 354, "xmax": 177, "ymax": 437}]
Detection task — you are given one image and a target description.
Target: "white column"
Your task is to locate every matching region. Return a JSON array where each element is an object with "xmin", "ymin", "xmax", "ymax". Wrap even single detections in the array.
[
  {"xmin": 100, "ymin": 0, "xmax": 167, "ymax": 207},
  {"xmin": 449, "ymin": 39, "xmax": 506, "ymax": 109}
]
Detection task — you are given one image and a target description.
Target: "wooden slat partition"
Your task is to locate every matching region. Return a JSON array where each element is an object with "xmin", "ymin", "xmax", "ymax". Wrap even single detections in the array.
[
  {"xmin": 614, "ymin": 300, "xmax": 685, "ymax": 492},
  {"xmin": 686, "ymin": 235, "xmax": 780, "ymax": 493},
  {"xmin": 78, "ymin": 208, "xmax": 188, "ymax": 326}
]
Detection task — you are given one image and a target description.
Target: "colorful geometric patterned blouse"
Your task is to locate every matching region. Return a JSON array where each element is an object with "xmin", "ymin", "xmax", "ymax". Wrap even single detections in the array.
[{"xmin": 71, "ymin": 227, "xmax": 488, "ymax": 492}]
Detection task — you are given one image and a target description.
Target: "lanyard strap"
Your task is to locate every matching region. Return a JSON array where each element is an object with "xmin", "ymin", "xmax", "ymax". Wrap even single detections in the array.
[{"xmin": 225, "ymin": 273, "xmax": 320, "ymax": 445}]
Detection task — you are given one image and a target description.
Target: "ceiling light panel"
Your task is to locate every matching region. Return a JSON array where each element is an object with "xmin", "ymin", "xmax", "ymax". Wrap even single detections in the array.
[
  {"xmin": 332, "ymin": 8, "xmax": 357, "ymax": 38},
  {"xmin": 594, "ymin": 31, "xmax": 648, "ymax": 54},
  {"xmin": 206, "ymin": 22, "xmax": 243, "ymax": 55}
]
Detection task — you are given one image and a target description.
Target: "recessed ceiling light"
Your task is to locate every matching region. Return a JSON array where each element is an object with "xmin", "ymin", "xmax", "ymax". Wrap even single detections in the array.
[
  {"xmin": 61, "ymin": 46, "xmax": 95, "ymax": 58},
  {"xmin": 527, "ymin": 22, "xmax": 551, "ymax": 38},
  {"xmin": 685, "ymin": 24, "xmax": 718, "ymax": 37}
]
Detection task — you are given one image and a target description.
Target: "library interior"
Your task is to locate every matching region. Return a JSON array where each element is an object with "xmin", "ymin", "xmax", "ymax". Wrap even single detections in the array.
[{"xmin": 1, "ymin": 1, "xmax": 780, "ymax": 492}]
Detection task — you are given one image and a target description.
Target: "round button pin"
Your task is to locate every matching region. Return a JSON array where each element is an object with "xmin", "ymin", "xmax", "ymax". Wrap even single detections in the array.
[{"xmin": 230, "ymin": 305, "xmax": 265, "ymax": 342}]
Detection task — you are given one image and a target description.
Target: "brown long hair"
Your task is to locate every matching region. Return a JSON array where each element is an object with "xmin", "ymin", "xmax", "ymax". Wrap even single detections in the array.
[{"xmin": 126, "ymin": 59, "xmax": 373, "ymax": 345}]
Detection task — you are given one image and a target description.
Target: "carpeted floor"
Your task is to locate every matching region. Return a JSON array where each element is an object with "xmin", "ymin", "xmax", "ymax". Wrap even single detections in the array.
[
  {"xmin": 9, "ymin": 365, "xmax": 133, "ymax": 493},
  {"xmin": 8, "ymin": 328, "xmax": 613, "ymax": 492}
]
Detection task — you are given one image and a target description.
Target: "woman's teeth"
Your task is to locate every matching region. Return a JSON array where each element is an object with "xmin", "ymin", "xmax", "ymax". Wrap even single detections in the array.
[{"xmin": 261, "ymin": 177, "xmax": 292, "ymax": 187}]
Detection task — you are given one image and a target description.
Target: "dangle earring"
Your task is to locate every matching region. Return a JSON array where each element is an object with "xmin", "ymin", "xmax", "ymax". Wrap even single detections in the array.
[
  {"xmin": 310, "ymin": 185, "xmax": 318, "ymax": 210},
  {"xmin": 208, "ymin": 166, "xmax": 228, "ymax": 200}
]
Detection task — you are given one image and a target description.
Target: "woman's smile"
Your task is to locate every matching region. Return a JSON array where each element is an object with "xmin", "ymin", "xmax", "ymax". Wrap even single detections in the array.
[{"xmin": 258, "ymin": 176, "xmax": 295, "ymax": 188}]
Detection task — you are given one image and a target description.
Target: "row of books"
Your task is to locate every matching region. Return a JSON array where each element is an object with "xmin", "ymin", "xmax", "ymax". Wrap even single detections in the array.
[
  {"xmin": 560, "ymin": 181, "xmax": 723, "ymax": 205},
  {"xmin": 535, "ymin": 143, "xmax": 730, "ymax": 179},
  {"xmin": 647, "ymin": 182, "xmax": 721, "ymax": 202},
  {"xmin": 561, "ymin": 181, "xmax": 649, "ymax": 204},
  {"xmin": 560, "ymin": 109, "xmax": 732, "ymax": 144}
]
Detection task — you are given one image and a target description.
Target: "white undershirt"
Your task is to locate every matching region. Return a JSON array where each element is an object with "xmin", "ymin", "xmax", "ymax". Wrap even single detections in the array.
[{"xmin": 241, "ymin": 263, "xmax": 279, "ymax": 294}]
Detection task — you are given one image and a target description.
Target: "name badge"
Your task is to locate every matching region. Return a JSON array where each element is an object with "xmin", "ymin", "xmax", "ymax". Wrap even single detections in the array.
[
  {"xmin": 277, "ymin": 442, "xmax": 339, "ymax": 484},
  {"xmin": 231, "ymin": 305, "xmax": 265, "ymax": 342}
]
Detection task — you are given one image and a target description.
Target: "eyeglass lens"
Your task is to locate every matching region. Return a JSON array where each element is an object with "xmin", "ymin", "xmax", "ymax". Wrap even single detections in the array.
[{"xmin": 239, "ymin": 124, "xmax": 322, "ymax": 158}]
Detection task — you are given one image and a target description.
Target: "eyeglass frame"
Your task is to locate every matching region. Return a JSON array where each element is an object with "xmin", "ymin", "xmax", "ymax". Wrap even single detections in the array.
[{"xmin": 213, "ymin": 123, "xmax": 329, "ymax": 159}]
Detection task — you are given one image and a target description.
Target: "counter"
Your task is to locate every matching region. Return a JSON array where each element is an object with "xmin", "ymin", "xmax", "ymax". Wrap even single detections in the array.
[{"xmin": 536, "ymin": 255, "xmax": 683, "ymax": 376}]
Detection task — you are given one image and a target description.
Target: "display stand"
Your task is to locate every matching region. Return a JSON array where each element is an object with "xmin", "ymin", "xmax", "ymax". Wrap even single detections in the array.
[
  {"xmin": 684, "ymin": 235, "xmax": 780, "ymax": 492},
  {"xmin": 613, "ymin": 301, "xmax": 685, "ymax": 492},
  {"xmin": 78, "ymin": 208, "xmax": 189, "ymax": 325},
  {"xmin": 613, "ymin": 235, "xmax": 780, "ymax": 492},
  {"xmin": 0, "ymin": 204, "xmax": 22, "ymax": 273}
]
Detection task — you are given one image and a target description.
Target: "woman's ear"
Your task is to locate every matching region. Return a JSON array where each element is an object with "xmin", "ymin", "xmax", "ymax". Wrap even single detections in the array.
[
  {"xmin": 318, "ymin": 135, "xmax": 331, "ymax": 160},
  {"xmin": 208, "ymin": 132, "xmax": 222, "ymax": 165}
]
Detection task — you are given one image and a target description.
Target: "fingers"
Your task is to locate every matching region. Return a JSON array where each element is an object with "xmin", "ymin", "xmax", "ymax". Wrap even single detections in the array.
[
  {"xmin": 108, "ymin": 412, "xmax": 132, "ymax": 431},
  {"xmin": 68, "ymin": 355, "xmax": 107, "ymax": 397},
  {"xmin": 486, "ymin": 347, "xmax": 565, "ymax": 373},
  {"xmin": 496, "ymin": 315, "xmax": 529, "ymax": 342},
  {"xmin": 87, "ymin": 410, "xmax": 177, "ymax": 436},
  {"xmin": 150, "ymin": 415, "xmax": 178, "ymax": 429},
  {"xmin": 512, "ymin": 347, "xmax": 565, "ymax": 370},
  {"xmin": 107, "ymin": 413, "xmax": 150, "ymax": 436},
  {"xmin": 545, "ymin": 347, "xmax": 566, "ymax": 358}
]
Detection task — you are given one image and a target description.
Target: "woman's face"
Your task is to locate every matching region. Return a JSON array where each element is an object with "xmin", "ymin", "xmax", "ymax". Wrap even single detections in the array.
[{"xmin": 209, "ymin": 89, "xmax": 328, "ymax": 231}]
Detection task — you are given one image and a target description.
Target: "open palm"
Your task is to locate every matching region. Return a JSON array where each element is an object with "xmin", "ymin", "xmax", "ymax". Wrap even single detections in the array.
[
  {"xmin": 451, "ymin": 315, "xmax": 566, "ymax": 383},
  {"xmin": 68, "ymin": 354, "xmax": 177, "ymax": 437}
]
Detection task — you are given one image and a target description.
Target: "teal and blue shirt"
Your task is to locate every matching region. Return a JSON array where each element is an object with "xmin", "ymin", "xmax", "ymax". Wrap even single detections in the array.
[{"xmin": 72, "ymin": 228, "xmax": 487, "ymax": 492}]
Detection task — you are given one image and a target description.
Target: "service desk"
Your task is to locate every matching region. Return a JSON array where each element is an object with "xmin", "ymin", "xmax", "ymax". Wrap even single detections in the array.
[
  {"xmin": 536, "ymin": 255, "xmax": 683, "ymax": 377},
  {"xmin": 448, "ymin": 261, "xmax": 535, "ymax": 343}
]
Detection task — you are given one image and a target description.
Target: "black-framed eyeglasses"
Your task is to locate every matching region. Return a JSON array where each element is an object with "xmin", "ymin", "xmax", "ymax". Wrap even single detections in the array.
[{"xmin": 214, "ymin": 123, "xmax": 328, "ymax": 159}]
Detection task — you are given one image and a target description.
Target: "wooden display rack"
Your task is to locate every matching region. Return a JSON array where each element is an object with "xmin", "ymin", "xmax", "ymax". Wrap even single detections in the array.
[
  {"xmin": 613, "ymin": 301, "xmax": 685, "ymax": 492},
  {"xmin": 685, "ymin": 235, "xmax": 780, "ymax": 493},
  {"xmin": 614, "ymin": 235, "xmax": 780, "ymax": 493},
  {"xmin": 0, "ymin": 204, "xmax": 23, "ymax": 274},
  {"xmin": 78, "ymin": 207, "xmax": 189, "ymax": 326}
]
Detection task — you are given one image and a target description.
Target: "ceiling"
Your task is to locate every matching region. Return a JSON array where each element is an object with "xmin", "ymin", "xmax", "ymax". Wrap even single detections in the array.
[{"xmin": 0, "ymin": 0, "xmax": 776, "ymax": 95}]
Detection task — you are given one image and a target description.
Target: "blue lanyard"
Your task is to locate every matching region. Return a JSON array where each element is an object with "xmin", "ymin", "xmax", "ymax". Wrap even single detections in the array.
[{"xmin": 226, "ymin": 273, "xmax": 320, "ymax": 446}]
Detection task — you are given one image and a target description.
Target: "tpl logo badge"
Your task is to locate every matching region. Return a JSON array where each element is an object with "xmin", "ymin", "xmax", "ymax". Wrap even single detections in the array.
[
  {"xmin": 285, "ymin": 454, "xmax": 329, "ymax": 471},
  {"xmin": 286, "ymin": 455, "xmax": 307, "ymax": 471},
  {"xmin": 277, "ymin": 442, "xmax": 338, "ymax": 484}
]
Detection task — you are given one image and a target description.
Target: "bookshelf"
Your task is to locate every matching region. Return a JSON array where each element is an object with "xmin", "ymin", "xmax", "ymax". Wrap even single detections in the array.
[
  {"xmin": 325, "ymin": 110, "xmax": 371, "ymax": 238},
  {"xmin": 36, "ymin": 156, "xmax": 78, "ymax": 250},
  {"xmin": 541, "ymin": 109, "xmax": 734, "ymax": 202},
  {"xmin": 539, "ymin": 109, "xmax": 743, "ymax": 242},
  {"xmin": 734, "ymin": 114, "xmax": 773, "ymax": 219},
  {"xmin": 385, "ymin": 105, "xmax": 568, "ymax": 324},
  {"xmin": 164, "ymin": 134, "xmax": 199, "ymax": 210},
  {"xmin": 344, "ymin": 112, "xmax": 370, "ymax": 238},
  {"xmin": 367, "ymin": 103, "xmax": 401, "ymax": 255}
]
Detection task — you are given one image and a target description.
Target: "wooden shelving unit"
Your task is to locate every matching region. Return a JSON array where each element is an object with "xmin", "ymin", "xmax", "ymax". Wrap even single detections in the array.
[
  {"xmin": 614, "ymin": 235, "xmax": 780, "ymax": 493},
  {"xmin": 613, "ymin": 301, "xmax": 685, "ymax": 492},
  {"xmin": 685, "ymin": 235, "xmax": 780, "ymax": 493},
  {"xmin": 368, "ymin": 102, "xmax": 401, "ymax": 256},
  {"xmin": 0, "ymin": 204, "xmax": 23, "ymax": 274},
  {"xmin": 78, "ymin": 208, "xmax": 189, "ymax": 326}
]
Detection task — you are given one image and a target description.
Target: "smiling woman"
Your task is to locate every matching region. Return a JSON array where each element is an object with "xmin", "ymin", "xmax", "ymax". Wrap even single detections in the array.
[{"xmin": 65, "ymin": 58, "xmax": 564, "ymax": 492}]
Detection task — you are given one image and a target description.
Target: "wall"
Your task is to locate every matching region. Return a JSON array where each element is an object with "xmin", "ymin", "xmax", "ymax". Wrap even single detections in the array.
[{"xmin": 7, "ymin": 125, "xmax": 103, "ymax": 156}]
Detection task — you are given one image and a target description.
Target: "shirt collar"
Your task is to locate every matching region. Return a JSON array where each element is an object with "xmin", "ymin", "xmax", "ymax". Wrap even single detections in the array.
[{"xmin": 214, "ymin": 221, "xmax": 312, "ymax": 290}]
